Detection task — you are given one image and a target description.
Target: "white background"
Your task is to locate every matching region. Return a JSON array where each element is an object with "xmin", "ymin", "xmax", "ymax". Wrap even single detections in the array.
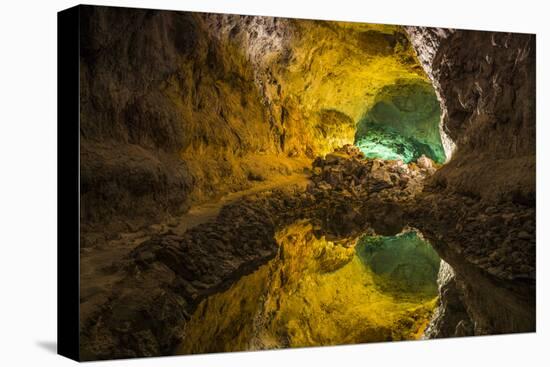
[{"xmin": 0, "ymin": 0, "xmax": 547, "ymax": 365}]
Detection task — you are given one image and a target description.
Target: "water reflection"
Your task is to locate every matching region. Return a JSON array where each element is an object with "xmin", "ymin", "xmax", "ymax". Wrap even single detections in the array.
[{"xmin": 177, "ymin": 221, "xmax": 439, "ymax": 354}]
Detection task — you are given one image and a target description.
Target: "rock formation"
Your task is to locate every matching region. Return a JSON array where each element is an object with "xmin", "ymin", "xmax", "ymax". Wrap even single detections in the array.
[
  {"xmin": 79, "ymin": 6, "xmax": 428, "ymax": 234},
  {"xmin": 405, "ymin": 27, "xmax": 535, "ymax": 335},
  {"xmin": 78, "ymin": 5, "xmax": 536, "ymax": 360},
  {"xmin": 423, "ymin": 261, "xmax": 473, "ymax": 338}
]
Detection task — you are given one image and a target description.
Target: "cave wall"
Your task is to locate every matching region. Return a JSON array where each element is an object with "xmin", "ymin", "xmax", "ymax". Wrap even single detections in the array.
[
  {"xmin": 79, "ymin": 6, "xmax": 281, "ymax": 232},
  {"xmin": 79, "ymin": 6, "xmax": 430, "ymax": 231},
  {"xmin": 406, "ymin": 27, "xmax": 535, "ymax": 203},
  {"xmin": 405, "ymin": 27, "xmax": 536, "ymax": 335},
  {"xmin": 201, "ymin": 15, "xmax": 428, "ymax": 156}
]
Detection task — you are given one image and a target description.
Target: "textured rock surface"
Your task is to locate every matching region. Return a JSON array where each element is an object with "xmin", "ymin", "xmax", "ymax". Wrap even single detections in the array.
[
  {"xmin": 308, "ymin": 145, "xmax": 435, "ymax": 204},
  {"xmin": 405, "ymin": 27, "xmax": 536, "ymax": 336},
  {"xmin": 78, "ymin": 6, "xmax": 536, "ymax": 360},
  {"xmin": 423, "ymin": 261, "xmax": 473, "ymax": 338},
  {"xmin": 406, "ymin": 27, "xmax": 535, "ymax": 203},
  {"xmin": 79, "ymin": 6, "xmax": 428, "ymax": 233}
]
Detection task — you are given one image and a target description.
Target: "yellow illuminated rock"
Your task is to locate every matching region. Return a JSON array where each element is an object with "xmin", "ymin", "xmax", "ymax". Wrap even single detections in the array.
[
  {"xmin": 159, "ymin": 18, "xmax": 432, "ymax": 205},
  {"xmin": 178, "ymin": 221, "xmax": 438, "ymax": 354}
]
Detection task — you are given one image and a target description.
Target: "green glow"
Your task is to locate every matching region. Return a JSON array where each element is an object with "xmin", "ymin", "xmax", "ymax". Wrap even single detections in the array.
[
  {"xmin": 178, "ymin": 223, "xmax": 440, "ymax": 354},
  {"xmin": 354, "ymin": 80, "xmax": 446, "ymax": 163},
  {"xmin": 355, "ymin": 125, "xmax": 441, "ymax": 163},
  {"xmin": 356, "ymin": 231, "xmax": 441, "ymax": 297}
]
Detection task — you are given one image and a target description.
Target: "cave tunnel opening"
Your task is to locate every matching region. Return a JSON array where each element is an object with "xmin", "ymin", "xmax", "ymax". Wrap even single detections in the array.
[{"xmin": 353, "ymin": 79, "xmax": 447, "ymax": 164}]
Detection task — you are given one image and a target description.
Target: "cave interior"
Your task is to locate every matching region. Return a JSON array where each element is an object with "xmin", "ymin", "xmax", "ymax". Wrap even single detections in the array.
[{"xmin": 77, "ymin": 5, "xmax": 536, "ymax": 360}]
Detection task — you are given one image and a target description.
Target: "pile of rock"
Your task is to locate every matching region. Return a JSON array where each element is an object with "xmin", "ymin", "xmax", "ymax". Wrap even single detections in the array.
[{"xmin": 307, "ymin": 144, "xmax": 436, "ymax": 200}]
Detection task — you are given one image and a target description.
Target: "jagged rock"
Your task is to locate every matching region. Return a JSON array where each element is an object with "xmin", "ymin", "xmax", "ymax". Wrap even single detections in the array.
[
  {"xmin": 309, "ymin": 145, "xmax": 433, "ymax": 200},
  {"xmin": 416, "ymin": 154, "xmax": 436, "ymax": 174},
  {"xmin": 78, "ymin": 7, "xmax": 536, "ymax": 359},
  {"xmin": 406, "ymin": 27, "xmax": 535, "ymax": 335},
  {"xmin": 423, "ymin": 261, "xmax": 473, "ymax": 339},
  {"xmin": 80, "ymin": 7, "xmax": 425, "ymax": 232}
]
